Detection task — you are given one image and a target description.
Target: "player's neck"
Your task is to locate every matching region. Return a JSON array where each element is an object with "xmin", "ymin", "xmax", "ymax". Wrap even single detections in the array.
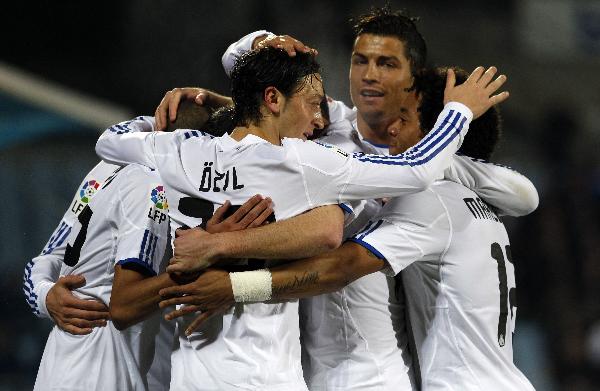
[
  {"xmin": 356, "ymin": 114, "xmax": 394, "ymax": 147},
  {"xmin": 230, "ymin": 124, "xmax": 280, "ymax": 146}
]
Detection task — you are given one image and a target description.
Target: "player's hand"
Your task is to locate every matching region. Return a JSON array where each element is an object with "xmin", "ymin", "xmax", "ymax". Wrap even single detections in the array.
[
  {"xmin": 46, "ymin": 275, "xmax": 109, "ymax": 335},
  {"xmin": 154, "ymin": 88, "xmax": 233, "ymax": 131},
  {"xmin": 168, "ymin": 228, "xmax": 215, "ymax": 273},
  {"xmin": 443, "ymin": 66, "xmax": 509, "ymax": 119},
  {"xmin": 206, "ymin": 194, "xmax": 274, "ymax": 233},
  {"xmin": 159, "ymin": 269, "xmax": 234, "ymax": 333},
  {"xmin": 254, "ymin": 34, "xmax": 318, "ymax": 57}
]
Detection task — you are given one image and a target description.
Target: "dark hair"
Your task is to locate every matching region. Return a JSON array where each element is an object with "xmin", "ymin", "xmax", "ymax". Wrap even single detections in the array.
[
  {"xmin": 414, "ymin": 67, "xmax": 502, "ymax": 160},
  {"xmin": 230, "ymin": 47, "xmax": 321, "ymax": 127},
  {"xmin": 351, "ymin": 4, "xmax": 427, "ymax": 76},
  {"xmin": 165, "ymin": 100, "xmax": 212, "ymax": 132},
  {"xmin": 201, "ymin": 106, "xmax": 235, "ymax": 137}
]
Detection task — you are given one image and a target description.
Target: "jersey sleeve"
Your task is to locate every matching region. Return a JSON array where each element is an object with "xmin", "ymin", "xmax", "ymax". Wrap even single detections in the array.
[
  {"xmin": 295, "ymin": 102, "xmax": 473, "ymax": 206},
  {"xmin": 326, "ymin": 98, "xmax": 355, "ymax": 124},
  {"xmin": 96, "ymin": 117, "xmax": 178, "ymax": 170},
  {"xmin": 113, "ymin": 168, "xmax": 169, "ymax": 276},
  {"xmin": 444, "ymin": 154, "xmax": 539, "ymax": 217},
  {"xmin": 348, "ymin": 193, "xmax": 449, "ymax": 276},
  {"xmin": 222, "ymin": 30, "xmax": 273, "ymax": 77},
  {"xmin": 23, "ymin": 162, "xmax": 118, "ymax": 318}
]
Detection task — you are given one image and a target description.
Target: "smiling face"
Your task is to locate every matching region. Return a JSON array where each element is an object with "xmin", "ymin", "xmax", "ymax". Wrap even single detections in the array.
[
  {"xmin": 388, "ymin": 90, "xmax": 423, "ymax": 155},
  {"xmin": 349, "ymin": 34, "xmax": 413, "ymax": 128},
  {"xmin": 279, "ymin": 73, "xmax": 325, "ymax": 141}
]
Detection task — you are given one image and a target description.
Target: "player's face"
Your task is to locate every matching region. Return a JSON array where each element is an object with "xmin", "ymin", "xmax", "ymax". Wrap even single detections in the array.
[
  {"xmin": 350, "ymin": 34, "xmax": 413, "ymax": 126},
  {"xmin": 388, "ymin": 91, "xmax": 423, "ymax": 155},
  {"xmin": 280, "ymin": 73, "xmax": 325, "ymax": 141}
]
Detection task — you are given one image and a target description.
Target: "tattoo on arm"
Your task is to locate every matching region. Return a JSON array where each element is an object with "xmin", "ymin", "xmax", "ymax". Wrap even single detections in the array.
[{"xmin": 273, "ymin": 271, "xmax": 320, "ymax": 297}]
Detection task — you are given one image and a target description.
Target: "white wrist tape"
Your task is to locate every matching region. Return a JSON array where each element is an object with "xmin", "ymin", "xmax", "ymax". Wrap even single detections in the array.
[{"xmin": 229, "ymin": 269, "xmax": 272, "ymax": 303}]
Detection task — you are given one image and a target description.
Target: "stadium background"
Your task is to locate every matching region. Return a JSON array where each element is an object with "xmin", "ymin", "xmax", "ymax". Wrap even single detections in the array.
[{"xmin": 1, "ymin": 0, "xmax": 599, "ymax": 389}]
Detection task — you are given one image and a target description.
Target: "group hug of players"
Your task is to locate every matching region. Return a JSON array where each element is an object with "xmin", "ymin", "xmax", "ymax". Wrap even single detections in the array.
[{"xmin": 24, "ymin": 6, "xmax": 539, "ymax": 391}]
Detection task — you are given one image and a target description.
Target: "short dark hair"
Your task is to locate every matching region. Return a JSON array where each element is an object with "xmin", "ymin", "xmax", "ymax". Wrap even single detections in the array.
[
  {"xmin": 351, "ymin": 5, "xmax": 427, "ymax": 76},
  {"xmin": 230, "ymin": 47, "xmax": 321, "ymax": 127},
  {"xmin": 414, "ymin": 67, "xmax": 502, "ymax": 160},
  {"xmin": 201, "ymin": 106, "xmax": 235, "ymax": 137},
  {"xmin": 165, "ymin": 100, "xmax": 212, "ymax": 132}
]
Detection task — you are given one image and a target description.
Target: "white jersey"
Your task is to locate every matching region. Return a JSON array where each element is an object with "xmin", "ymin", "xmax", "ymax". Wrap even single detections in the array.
[
  {"xmin": 301, "ymin": 104, "xmax": 416, "ymax": 390},
  {"xmin": 95, "ymin": 103, "xmax": 471, "ymax": 390},
  {"xmin": 34, "ymin": 163, "xmax": 171, "ymax": 391},
  {"xmin": 351, "ymin": 179, "xmax": 535, "ymax": 391},
  {"xmin": 24, "ymin": 161, "xmax": 119, "ymax": 318}
]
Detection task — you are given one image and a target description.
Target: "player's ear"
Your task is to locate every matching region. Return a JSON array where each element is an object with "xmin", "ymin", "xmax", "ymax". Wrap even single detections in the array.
[{"xmin": 263, "ymin": 86, "xmax": 284, "ymax": 115}]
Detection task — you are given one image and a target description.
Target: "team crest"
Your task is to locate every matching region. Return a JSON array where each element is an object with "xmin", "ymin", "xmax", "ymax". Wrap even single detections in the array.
[
  {"xmin": 151, "ymin": 186, "xmax": 168, "ymax": 210},
  {"xmin": 79, "ymin": 180, "xmax": 101, "ymax": 203}
]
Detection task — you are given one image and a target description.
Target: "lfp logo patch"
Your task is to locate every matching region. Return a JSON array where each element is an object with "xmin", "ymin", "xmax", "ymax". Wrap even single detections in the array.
[
  {"xmin": 79, "ymin": 180, "xmax": 101, "ymax": 203},
  {"xmin": 151, "ymin": 186, "xmax": 168, "ymax": 210}
]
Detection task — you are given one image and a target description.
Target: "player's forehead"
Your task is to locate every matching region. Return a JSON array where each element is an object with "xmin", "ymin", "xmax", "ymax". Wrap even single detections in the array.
[
  {"xmin": 294, "ymin": 73, "xmax": 324, "ymax": 99},
  {"xmin": 352, "ymin": 33, "xmax": 408, "ymax": 62}
]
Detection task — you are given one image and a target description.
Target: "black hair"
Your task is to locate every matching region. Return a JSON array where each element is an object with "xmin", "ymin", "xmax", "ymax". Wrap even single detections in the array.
[
  {"xmin": 414, "ymin": 67, "xmax": 502, "ymax": 160},
  {"xmin": 230, "ymin": 47, "xmax": 321, "ymax": 127},
  {"xmin": 165, "ymin": 100, "xmax": 212, "ymax": 133},
  {"xmin": 351, "ymin": 4, "xmax": 427, "ymax": 76},
  {"xmin": 201, "ymin": 106, "xmax": 235, "ymax": 137}
]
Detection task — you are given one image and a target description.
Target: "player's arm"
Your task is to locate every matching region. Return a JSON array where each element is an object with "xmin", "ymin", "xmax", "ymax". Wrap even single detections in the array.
[
  {"xmin": 110, "ymin": 192, "xmax": 274, "ymax": 330},
  {"xmin": 95, "ymin": 116, "xmax": 173, "ymax": 169},
  {"xmin": 167, "ymin": 204, "xmax": 344, "ymax": 273},
  {"xmin": 304, "ymin": 67, "xmax": 509, "ymax": 204},
  {"xmin": 25, "ymin": 164, "xmax": 114, "ymax": 333},
  {"xmin": 445, "ymin": 154, "xmax": 539, "ymax": 216},
  {"xmin": 160, "ymin": 241, "xmax": 383, "ymax": 335}
]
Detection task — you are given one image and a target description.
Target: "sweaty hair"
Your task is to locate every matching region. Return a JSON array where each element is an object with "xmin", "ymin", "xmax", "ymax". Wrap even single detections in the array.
[
  {"xmin": 351, "ymin": 4, "xmax": 427, "ymax": 76},
  {"xmin": 165, "ymin": 100, "xmax": 212, "ymax": 132},
  {"xmin": 201, "ymin": 106, "xmax": 235, "ymax": 137},
  {"xmin": 414, "ymin": 67, "xmax": 502, "ymax": 160},
  {"xmin": 230, "ymin": 47, "xmax": 321, "ymax": 127}
]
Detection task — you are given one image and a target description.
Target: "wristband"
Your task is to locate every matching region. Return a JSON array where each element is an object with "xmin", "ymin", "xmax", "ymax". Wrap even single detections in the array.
[{"xmin": 229, "ymin": 269, "xmax": 272, "ymax": 303}]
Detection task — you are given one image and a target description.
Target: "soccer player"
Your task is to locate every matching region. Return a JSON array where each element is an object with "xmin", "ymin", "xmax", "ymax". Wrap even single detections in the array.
[
  {"xmin": 159, "ymin": 66, "xmax": 535, "ymax": 391},
  {"xmin": 29, "ymin": 104, "xmax": 271, "ymax": 390},
  {"xmin": 95, "ymin": 46, "xmax": 508, "ymax": 390}
]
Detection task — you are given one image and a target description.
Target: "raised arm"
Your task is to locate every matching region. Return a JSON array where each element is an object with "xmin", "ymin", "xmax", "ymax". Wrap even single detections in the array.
[
  {"xmin": 95, "ymin": 116, "xmax": 163, "ymax": 169},
  {"xmin": 445, "ymin": 154, "xmax": 539, "ymax": 216}
]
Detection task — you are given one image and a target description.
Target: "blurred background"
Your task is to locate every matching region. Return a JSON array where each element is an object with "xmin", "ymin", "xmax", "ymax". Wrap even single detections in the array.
[{"xmin": 1, "ymin": 0, "xmax": 599, "ymax": 389}]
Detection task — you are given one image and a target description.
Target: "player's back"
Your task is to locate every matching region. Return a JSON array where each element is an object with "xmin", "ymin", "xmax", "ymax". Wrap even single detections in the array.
[
  {"xmin": 35, "ymin": 164, "xmax": 170, "ymax": 391},
  {"xmin": 402, "ymin": 180, "xmax": 534, "ymax": 390}
]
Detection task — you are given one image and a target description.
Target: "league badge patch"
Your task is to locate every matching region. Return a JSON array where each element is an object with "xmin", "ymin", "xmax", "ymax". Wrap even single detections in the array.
[
  {"xmin": 79, "ymin": 180, "xmax": 101, "ymax": 203},
  {"xmin": 151, "ymin": 186, "xmax": 168, "ymax": 211}
]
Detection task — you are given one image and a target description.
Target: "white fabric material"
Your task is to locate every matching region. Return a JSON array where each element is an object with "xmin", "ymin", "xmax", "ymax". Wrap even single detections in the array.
[
  {"xmin": 444, "ymin": 154, "xmax": 539, "ymax": 217},
  {"xmin": 24, "ymin": 160, "xmax": 119, "ymax": 319},
  {"xmin": 34, "ymin": 164, "xmax": 171, "ymax": 391},
  {"xmin": 231, "ymin": 269, "xmax": 273, "ymax": 302},
  {"xmin": 222, "ymin": 30, "xmax": 273, "ymax": 77},
  {"xmin": 352, "ymin": 180, "xmax": 535, "ymax": 391},
  {"xmin": 95, "ymin": 104, "xmax": 470, "ymax": 390},
  {"xmin": 302, "ymin": 101, "xmax": 416, "ymax": 390}
]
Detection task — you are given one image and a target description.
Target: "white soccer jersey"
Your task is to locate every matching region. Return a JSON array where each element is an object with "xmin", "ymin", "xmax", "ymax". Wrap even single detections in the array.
[
  {"xmin": 24, "ymin": 161, "xmax": 119, "ymax": 318},
  {"xmin": 95, "ymin": 103, "xmax": 471, "ymax": 390},
  {"xmin": 351, "ymin": 179, "xmax": 535, "ymax": 391},
  {"xmin": 34, "ymin": 163, "xmax": 171, "ymax": 391}
]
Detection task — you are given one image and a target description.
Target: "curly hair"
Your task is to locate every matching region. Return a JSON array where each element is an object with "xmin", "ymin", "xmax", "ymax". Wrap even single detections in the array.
[
  {"xmin": 230, "ymin": 47, "xmax": 321, "ymax": 127},
  {"xmin": 414, "ymin": 67, "xmax": 502, "ymax": 160},
  {"xmin": 351, "ymin": 4, "xmax": 427, "ymax": 76}
]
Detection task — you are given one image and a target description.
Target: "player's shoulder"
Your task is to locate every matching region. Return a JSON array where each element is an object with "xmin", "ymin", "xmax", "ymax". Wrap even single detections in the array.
[
  {"xmin": 283, "ymin": 138, "xmax": 350, "ymax": 173},
  {"xmin": 380, "ymin": 185, "xmax": 447, "ymax": 226}
]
